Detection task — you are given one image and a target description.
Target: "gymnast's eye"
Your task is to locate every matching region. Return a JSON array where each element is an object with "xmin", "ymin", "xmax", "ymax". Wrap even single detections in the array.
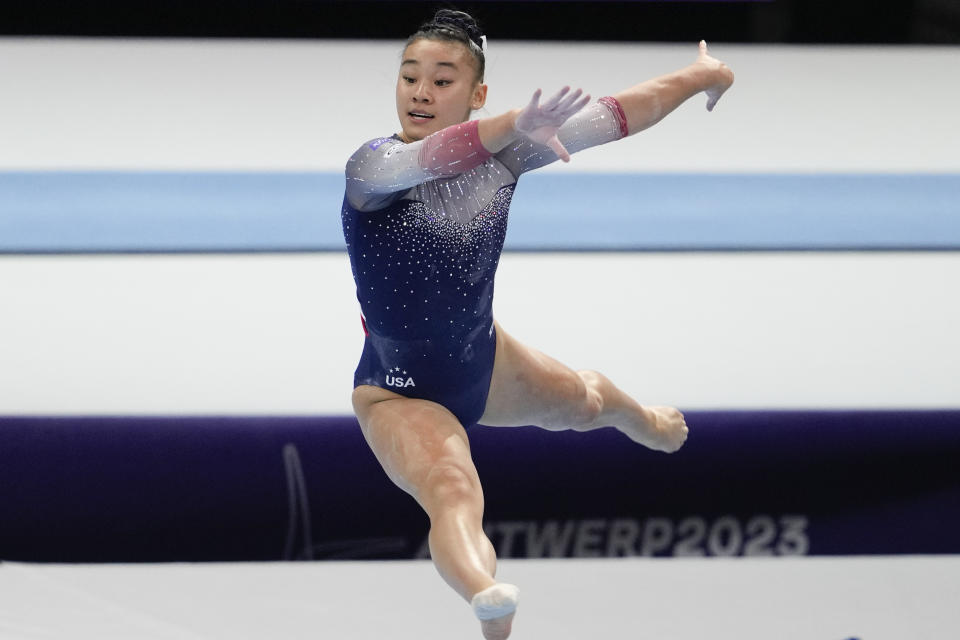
[
  {"xmin": 402, "ymin": 76, "xmax": 416, "ymax": 84},
  {"xmin": 434, "ymin": 79, "xmax": 451, "ymax": 87}
]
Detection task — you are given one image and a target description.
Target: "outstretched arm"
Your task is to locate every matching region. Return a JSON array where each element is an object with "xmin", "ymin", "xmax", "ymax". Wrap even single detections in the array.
[
  {"xmin": 614, "ymin": 40, "xmax": 734, "ymax": 136},
  {"xmin": 478, "ymin": 86, "xmax": 591, "ymax": 161},
  {"xmin": 497, "ymin": 41, "xmax": 734, "ymax": 177},
  {"xmin": 346, "ymin": 87, "xmax": 590, "ymax": 211}
]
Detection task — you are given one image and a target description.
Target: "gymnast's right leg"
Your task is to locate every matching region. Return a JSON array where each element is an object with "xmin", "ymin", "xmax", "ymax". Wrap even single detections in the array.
[{"xmin": 352, "ymin": 385, "xmax": 518, "ymax": 640}]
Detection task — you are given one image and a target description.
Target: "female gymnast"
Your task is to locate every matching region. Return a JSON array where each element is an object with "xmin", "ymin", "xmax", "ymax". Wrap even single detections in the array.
[{"xmin": 342, "ymin": 9, "xmax": 734, "ymax": 639}]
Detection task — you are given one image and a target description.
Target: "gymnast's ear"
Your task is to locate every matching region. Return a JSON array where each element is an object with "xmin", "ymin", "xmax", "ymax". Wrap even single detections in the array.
[{"xmin": 471, "ymin": 83, "xmax": 488, "ymax": 111}]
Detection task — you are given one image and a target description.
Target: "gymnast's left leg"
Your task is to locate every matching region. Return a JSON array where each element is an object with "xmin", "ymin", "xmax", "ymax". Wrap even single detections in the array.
[{"xmin": 479, "ymin": 321, "xmax": 688, "ymax": 451}]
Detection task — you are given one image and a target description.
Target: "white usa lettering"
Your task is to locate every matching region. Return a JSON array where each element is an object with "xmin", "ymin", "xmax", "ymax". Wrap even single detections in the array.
[{"xmin": 386, "ymin": 374, "xmax": 416, "ymax": 388}]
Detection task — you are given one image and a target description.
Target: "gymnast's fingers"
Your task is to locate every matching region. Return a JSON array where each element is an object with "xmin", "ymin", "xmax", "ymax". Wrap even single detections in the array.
[
  {"xmin": 541, "ymin": 86, "xmax": 570, "ymax": 111},
  {"xmin": 562, "ymin": 93, "xmax": 591, "ymax": 118},
  {"xmin": 526, "ymin": 88, "xmax": 543, "ymax": 110},
  {"xmin": 555, "ymin": 87, "xmax": 583, "ymax": 112}
]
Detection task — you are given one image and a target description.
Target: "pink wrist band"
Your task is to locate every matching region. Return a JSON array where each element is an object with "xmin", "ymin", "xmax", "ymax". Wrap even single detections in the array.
[
  {"xmin": 598, "ymin": 96, "xmax": 629, "ymax": 139},
  {"xmin": 418, "ymin": 120, "xmax": 493, "ymax": 176}
]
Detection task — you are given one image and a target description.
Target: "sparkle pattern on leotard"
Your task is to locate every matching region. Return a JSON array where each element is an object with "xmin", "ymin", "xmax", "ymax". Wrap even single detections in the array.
[
  {"xmin": 342, "ymin": 185, "xmax": 513, "ymax": 343},
  {"xmin": 342, "ymin": 98, "xmax": 627, "ymax": 411}
]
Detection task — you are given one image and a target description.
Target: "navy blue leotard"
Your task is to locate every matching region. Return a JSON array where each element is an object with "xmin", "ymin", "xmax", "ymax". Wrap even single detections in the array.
[{"xmin": 342, "ymin": 98, "xmax": 628, "ymax": 426}]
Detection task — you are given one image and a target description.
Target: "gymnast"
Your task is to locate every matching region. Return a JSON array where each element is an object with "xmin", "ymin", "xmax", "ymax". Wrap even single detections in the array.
[{"xmin": 342, "ymin": 9, "xmax": 733, "ymax": 639}]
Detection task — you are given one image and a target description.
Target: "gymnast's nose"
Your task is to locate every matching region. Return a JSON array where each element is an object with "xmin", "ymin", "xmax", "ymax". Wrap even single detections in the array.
[{"xmin": 413, "ymin": 82, "xmax": 432, "ymax": 103}]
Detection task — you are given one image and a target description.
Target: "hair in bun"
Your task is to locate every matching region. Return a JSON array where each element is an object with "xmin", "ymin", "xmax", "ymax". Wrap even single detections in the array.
[{"xmin": 405, "ymin": 9, "xmax": 485, "ymax": 82}]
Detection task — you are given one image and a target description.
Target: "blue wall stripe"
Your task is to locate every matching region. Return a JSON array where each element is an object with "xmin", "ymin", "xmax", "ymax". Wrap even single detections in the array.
[{"xmin": 1, "ymin": 171, "xmax": 957, "ymax": 252}]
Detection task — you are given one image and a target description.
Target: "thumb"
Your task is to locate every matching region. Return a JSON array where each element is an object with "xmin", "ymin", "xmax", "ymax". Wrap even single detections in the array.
[{"xmin": 547, "ymin": 135, "xmax": 571, "ymax": 163}]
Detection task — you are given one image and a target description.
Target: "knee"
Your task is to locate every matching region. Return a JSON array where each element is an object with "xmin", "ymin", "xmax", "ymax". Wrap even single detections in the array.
[{"xmin": 421, "ymin": 461, "xmax": 481, "ymax": 514}]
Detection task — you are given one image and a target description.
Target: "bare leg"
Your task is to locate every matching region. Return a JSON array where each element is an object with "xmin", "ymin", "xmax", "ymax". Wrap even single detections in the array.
[
  {"xmin": 352, "ymin": 385, "xmax": 517, "ymax": 640},
  {"xmin": 479, "ymin": 321, "xmax": 688, "ymax": 452}
]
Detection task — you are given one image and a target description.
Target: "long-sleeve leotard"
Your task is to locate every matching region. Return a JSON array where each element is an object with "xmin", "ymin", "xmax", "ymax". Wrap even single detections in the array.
[
  {"xmin": 345, "ymin": 98, "xmax": 628, "ymax": 216},
  {"xmin": 341, "ymin": 98, "xmax": 627, "ymax": 425}
]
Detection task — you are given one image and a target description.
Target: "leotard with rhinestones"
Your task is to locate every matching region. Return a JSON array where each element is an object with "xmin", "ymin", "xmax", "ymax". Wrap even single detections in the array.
[{"xmin": 341, "ymin": 97, "xmax": 628, "ymax": 426}]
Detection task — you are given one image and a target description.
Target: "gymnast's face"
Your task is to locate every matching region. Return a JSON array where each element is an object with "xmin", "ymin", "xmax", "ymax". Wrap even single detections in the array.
[{"xmin": 396, "ymin": 39, "xmax": 487, "ymax": 143}]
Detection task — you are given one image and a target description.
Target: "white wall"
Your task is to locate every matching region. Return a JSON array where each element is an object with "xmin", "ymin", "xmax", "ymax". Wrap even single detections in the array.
[
  {"xmin": 1, "ymin": 252, "xmax": 958, "ymax": 414},
  {"xmin": 1, "ymin": 38, "xmax": 958, "ymax": 172},
  {"xmin": 1, "ymin": 39, "xmax": 958, "ymax": 414}
]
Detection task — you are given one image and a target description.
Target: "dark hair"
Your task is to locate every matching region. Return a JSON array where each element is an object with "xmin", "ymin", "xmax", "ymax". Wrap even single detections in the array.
[{"xmin": 405, "ymin": 9, "xmax": 485, "ymax": 82}]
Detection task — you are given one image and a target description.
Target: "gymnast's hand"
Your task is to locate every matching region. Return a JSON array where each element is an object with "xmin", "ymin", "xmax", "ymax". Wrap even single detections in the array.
[
  {"xmin": 514, "ymin": 86, "xmax": 591, "ymax": 162},
  {"xmin": 696, "ymin": 40, "xmax": 735, "ymax": 112}
]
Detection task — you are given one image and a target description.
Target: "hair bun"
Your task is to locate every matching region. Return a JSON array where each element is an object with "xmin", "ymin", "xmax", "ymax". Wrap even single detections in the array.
[
  {"xmin": 406, "ymin": 8, "xmax": 487, "ymax": 81},
  {"xmin": 430, "ymin": 9, "xmax": 484, "ymax": 50}
]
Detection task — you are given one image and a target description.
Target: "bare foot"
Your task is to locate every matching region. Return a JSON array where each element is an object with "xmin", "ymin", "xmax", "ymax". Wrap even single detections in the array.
[{"xmin": 620, "ymin": 405, "xmax": 688, "ymax": 453}]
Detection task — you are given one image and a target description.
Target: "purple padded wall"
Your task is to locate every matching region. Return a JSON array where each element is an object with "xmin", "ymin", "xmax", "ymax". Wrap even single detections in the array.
[{"xmin": 1, "ymin": 411, "xmax": 958, "ymax": 561}]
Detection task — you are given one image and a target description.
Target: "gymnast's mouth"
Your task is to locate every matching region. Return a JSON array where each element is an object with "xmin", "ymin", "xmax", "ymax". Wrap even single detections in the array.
[{"xmin": 408, "ymin": 111, "xmax": 435, "ymax": 121}]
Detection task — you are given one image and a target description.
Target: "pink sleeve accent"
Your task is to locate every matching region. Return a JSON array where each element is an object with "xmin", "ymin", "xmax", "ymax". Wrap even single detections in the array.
[
  {"xmin": 598, "ymin": 96, "xmax": 629, "ymax": 139},
  {"xmin": 418, "ymin": 120, "xmax": 493, "ymax": 177}
]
